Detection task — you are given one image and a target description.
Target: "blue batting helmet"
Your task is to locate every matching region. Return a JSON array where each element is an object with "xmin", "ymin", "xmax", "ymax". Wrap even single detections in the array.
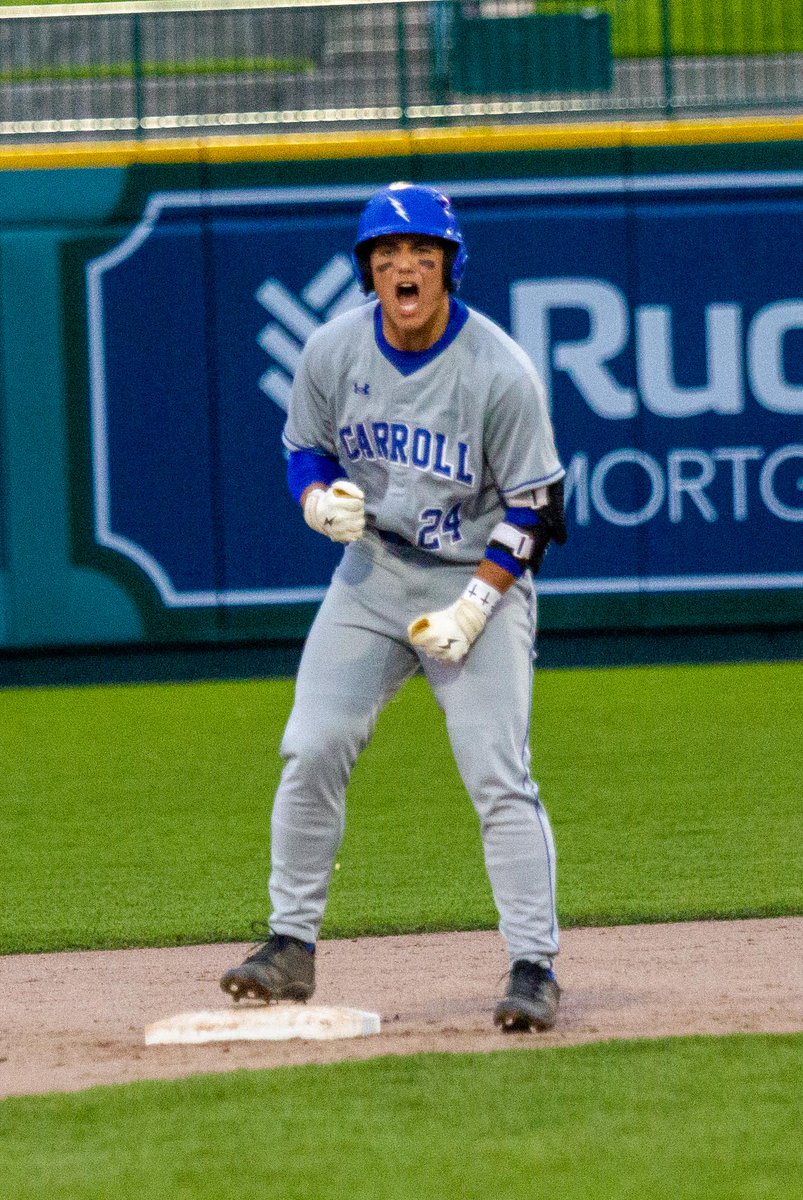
[{"xmin": 352, "ymin": 182, "xmax": 468, "ymax": 293}]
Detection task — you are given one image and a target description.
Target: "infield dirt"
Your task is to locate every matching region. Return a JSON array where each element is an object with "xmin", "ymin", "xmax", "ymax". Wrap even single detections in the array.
[{"xmin": 2, "ymin": 916, "xmax": 801, "ymax": 1098}]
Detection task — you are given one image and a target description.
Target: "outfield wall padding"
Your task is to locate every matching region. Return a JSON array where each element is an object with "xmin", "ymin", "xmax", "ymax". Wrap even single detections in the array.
[{"xmin": 0, "ymin": 120, "xmax": 801, "ymax": 653}]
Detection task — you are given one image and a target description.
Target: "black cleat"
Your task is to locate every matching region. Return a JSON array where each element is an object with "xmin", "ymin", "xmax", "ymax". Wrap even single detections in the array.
[
  {"xmin": 494, "ymin": 960, "xmax": 560, "ymax": 1032},
  {"xmin": 220, "ymin": 933, "xmax": 315, "ymax": 1004}
]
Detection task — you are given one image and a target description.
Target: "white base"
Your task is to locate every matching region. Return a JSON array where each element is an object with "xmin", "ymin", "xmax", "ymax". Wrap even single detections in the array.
[{"xmin": 144, "ymin": 1005, "xmax": 381, "ymax": 1045}]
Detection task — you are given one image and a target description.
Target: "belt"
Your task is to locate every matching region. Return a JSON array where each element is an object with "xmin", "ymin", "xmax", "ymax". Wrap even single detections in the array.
[{"xmin": 375, "ymin": 527, "xmax": 412, "ymax": 548}]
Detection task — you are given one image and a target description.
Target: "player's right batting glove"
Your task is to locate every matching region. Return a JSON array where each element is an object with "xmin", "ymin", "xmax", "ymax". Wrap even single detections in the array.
[
  {"xmin": 408, "ymin": 594, "xmax": 488, "ymax": 665},
  {"xmin": 303, "ymin": 479, "xmax": 365, "ymax": 544}
]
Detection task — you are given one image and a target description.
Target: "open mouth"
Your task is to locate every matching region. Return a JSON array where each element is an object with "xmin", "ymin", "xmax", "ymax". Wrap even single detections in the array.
[{"xmin": 396, "ymin": 282, "xmax": 419, "ymax": 312}]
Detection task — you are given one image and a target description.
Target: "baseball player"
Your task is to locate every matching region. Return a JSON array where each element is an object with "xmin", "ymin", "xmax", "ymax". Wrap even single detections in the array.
[{"xmin": 221, "ymin": 182, "xmax": 567, "ymax": 1031}]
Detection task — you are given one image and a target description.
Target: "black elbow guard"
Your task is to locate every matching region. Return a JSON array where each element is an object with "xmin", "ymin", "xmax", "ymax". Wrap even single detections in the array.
[
  {"xmin": 543, "ymin": 478, "xmax": 567, "ymax": 545},
  {"xmin": 528, "ymin": 479, "xmax": 567, "ymax": 574}
]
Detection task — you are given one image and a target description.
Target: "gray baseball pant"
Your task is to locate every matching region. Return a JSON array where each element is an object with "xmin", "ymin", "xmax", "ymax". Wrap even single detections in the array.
[{"xmin": 268, "ymin": 531, "xmax": 559, "ymax": 967}]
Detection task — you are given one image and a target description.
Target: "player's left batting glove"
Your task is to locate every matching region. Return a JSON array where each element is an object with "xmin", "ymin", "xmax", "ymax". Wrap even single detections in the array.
[{"xmin": 408, "ymin": 579, "xmax": 501, "ymax": 664}]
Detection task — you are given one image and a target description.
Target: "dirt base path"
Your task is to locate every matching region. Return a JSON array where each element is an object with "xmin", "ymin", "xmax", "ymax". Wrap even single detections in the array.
[{"xmin": 2, "ymin": 917, "xmax": 801, "ymax": 1099}]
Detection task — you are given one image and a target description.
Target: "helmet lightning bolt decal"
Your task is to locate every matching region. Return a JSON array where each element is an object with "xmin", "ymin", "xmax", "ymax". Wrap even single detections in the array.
[{"xmin": 388, "ymin": 197, "xmax": 411, "ymax": 223}]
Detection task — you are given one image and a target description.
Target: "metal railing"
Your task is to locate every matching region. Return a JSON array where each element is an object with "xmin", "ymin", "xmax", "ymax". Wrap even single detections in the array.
[{"xmin": 0, "ymin": 0, "xmax": 801, "ymax": 141}]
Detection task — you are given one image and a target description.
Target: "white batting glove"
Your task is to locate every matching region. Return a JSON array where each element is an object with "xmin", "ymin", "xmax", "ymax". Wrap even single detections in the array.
[
  {"xmin": 408, "ymin": 579, "xmax": 501, "ymax": 664},
  {"xmin": 303, "ymin": 480, "xmax": 365, "ymax": 544}
]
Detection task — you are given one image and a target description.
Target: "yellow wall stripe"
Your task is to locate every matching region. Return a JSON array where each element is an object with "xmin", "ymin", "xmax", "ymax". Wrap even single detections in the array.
[{"xmin": 1, "ymin": 114, "xmax": 802, "ymax": 171}]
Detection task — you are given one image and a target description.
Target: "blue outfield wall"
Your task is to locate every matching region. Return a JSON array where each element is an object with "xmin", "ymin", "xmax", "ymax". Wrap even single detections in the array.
[{"xmin": 0, "ymin": 124, "xmax": 802, "ymax": 653}]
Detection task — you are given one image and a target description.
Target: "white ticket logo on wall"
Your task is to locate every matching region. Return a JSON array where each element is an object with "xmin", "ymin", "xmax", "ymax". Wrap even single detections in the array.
[{"xmin": 256, "ymin": 254, "xmax": 363, "ymax": 411}]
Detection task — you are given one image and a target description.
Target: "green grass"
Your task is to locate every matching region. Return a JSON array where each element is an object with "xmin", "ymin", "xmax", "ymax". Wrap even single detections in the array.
[
  {"xmin": 1, "ymin": 661, "xmax": 801, "ymax": 954},
  {"xmin": 0, "ymin": 58, "xmax": 316, "ymax": 85},
  {"xmin": 1, "ymin": 1035, "xmax": 801, "ymax": 1199},
  {"xmin": 533, "ymin": 1, "xmax": 803, "ymax": 57}
]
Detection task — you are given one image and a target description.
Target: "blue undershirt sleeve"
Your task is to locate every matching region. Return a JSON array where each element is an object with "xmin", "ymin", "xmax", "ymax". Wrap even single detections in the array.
[{"xmin": 287, "ymin": 449, "xmax": 342, "ymax": 503}]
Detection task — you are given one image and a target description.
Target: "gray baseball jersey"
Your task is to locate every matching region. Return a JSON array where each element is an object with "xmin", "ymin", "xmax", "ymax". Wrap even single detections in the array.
[{"xmin": 283, "ymin": 299, "xmax": 564, "ymax": 560}]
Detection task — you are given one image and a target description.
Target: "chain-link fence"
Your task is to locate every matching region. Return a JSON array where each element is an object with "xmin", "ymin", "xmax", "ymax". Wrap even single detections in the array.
[{"xmin": 1, "ymin": 0, "xmax": 802, "ymax": 140}]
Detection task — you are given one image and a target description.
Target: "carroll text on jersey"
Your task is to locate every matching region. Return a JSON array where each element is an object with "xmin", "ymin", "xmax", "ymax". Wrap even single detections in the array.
[{"xmin": 338, "ymin": 421, "xmax": 475, "ymax": 485}]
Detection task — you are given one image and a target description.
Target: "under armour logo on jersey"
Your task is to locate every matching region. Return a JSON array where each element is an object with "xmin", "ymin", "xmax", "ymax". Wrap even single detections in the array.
[
  {"xmin": 353, "ymin": 382, "xmax": 371, "ymax": 396},
  {"xmin": 256, "ymin": 254, "xmax": 364, "ymax": 412}
]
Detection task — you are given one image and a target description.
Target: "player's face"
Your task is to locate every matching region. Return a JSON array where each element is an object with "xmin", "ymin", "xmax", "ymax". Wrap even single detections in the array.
[{"xmin": 370, "ymin": 235, "xmax": 451, "ymax": 352}]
